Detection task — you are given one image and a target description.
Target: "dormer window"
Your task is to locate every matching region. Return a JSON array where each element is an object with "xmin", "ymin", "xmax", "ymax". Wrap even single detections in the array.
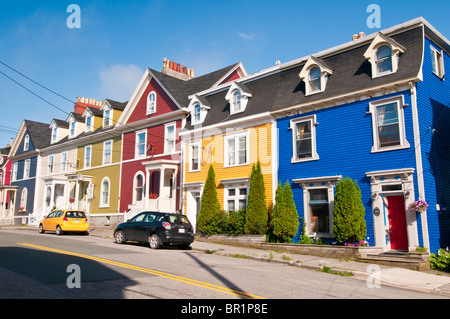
[
  {"xmin": 147, "ymin": 92, "xmax": 156, "ymax": 114},
  {"xmin": 103, "ymin": 106, "xmax": 112, "ymax": 127},
  {"xmin": 69, "ymin": 120, "xmax": 76, "ymax": 138},
  {"xmin": 188, "ymin": 95, "xmax": 210, "ymax": 125},
  {"xmin": 86, "ymin": 114, "xmax": 93, "ymax": 132},
  {"xmin": 364, "ymin": 32, "xmax": 405, "ymax": 78},
  {"xmin": 299, "ymin": 56, "xmax": 333, "ymax": 96},
  {"xmin": 51, "ymin": 126, "xmax": 57, "ymax": 143},
  {"xmin": 308, "ymin": 67, "xmax": 321, "ymax": 93},
  {"xmin": 225, "ymin": 82, "xmax": 252, "ymax": 115}
]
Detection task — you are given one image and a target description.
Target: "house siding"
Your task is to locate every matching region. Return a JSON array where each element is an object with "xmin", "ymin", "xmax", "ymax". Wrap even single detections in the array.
[
  {"xmin": 415, "ymin": 36, "xmax": 450, "ymax": 253},
  {"xmin": 277, "ymin": 90, "xmax": 418, "ymax": 246}
]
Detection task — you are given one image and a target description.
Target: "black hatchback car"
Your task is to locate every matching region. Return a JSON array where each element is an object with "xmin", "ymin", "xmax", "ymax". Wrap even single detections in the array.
[{"xmin": 113, "ymin": 212, "xmax": 194, "ymax": 249}]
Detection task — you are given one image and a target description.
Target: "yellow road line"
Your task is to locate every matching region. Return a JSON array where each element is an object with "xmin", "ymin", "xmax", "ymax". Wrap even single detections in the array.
[{"xmin": 17, "ymin": 242, "xmax": 265, "ymax": 299}]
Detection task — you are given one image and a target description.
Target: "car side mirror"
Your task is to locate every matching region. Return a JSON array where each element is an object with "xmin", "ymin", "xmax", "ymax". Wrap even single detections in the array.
[{"xmin": 127, "ymin": 219, "xmax": 132, "ymax": 223}]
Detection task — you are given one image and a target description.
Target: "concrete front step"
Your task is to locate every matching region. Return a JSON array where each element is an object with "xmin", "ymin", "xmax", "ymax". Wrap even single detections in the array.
[{"xmin": 358, "ymin": 251, "xmax": 431, "ymax": 271}]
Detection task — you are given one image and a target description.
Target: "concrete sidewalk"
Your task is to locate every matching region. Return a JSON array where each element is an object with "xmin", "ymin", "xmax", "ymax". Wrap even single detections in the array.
[
  {"xmin": 87, "ymin": 226, "xmax": 450, "ymax": 296},
  {"xmin": 4, "ymin": 225, "xmax": 450, "ymax": 296}
]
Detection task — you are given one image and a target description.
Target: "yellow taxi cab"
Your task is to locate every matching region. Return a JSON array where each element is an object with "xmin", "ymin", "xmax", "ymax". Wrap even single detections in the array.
[{"xmin": 39, "ymin": 209, "xmax": 89, "ymax": 235}]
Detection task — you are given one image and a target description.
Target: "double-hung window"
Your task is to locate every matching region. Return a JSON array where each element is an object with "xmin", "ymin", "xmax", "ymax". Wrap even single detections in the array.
[
  {"xmin": 226, "ymin": 186, "xmax": 248, "ymax": 212},
  {"xmin": 189, "ymin": 141, "xmax": 201, "ymax": 172},
  {"xmin": 308, "ymin": 67, "xmax": 321, "ymax": 93},
  {"xmin": 375, "ymin": 45, "xmax": 393, "ymax": 75},
  {"xmin": 232, "ymin": 90, "xmax": 241, "ymax": 113},
  {"xmin": 431, "ymin": 46, "xmax": 445, "ymax": 79},
  {"xmin": 69, "ymin": 121, "xmax": 76, "ymax": 138},
  {"xmin": 84, "ymin": 146, "xmax": 92, "ymax": 168},
  {"xmin": 164, "ymin": 123, "xmax": 176, "ymax": 154},
  {"xmin": 100, "ymin": 177, "xmax": 110, "ymax": 207},
  {"xmin": 48, "ymin": 155, "xmax": 54, "ymax": 174},
  {"xmin": 224, "ymin": 131, "xmax": 249, "ymax": 167},
  {"xmin": 369, "ymin": 96, "xmax": 409, "ymax": 152},
  {"xmin": 135, "ymin": 130, "xmax": 146, "ymax": 158},
  {"xmin": 24, "ymin": 159, "xmax": 31, "ymax": 178},
  {"xmin": 290, "ymin": 115, "xmax": 319, "ymax": 163},
  {"xmin": 12, "ymin": 162, "xmax": 18, "ymax": 181},
  {"xmin": 86, "ymin": 115, "xmax": 93, "ymax": 132},
  {"xmin": 61, "ymin": 152, "xmax": 67, "ymax": 172},
  {"xmin": 103, "ymin": 140, "xmax": 112, "ymax": 165}
]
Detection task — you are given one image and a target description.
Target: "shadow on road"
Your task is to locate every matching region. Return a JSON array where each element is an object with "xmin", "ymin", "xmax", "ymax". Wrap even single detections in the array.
[
  {"xmin": 0, "ymin": 246, "xmax": 138, "ymax": 298},
  {"xmin": 184, "ymin": 251, "xmax": 249, "ymax": 299}
]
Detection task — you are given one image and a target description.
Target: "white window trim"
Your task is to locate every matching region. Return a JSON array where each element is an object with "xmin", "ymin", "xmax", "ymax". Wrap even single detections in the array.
[
  {"xmin": 103, "ymin": 106, "xmax": 113, "ymax": 127},
  {"xmin": 24, "ymin": 134, "xmax": 29, "ymax": 151},
  {"xmin": 369, "ymin": 95, "xmax": 410, "ymax": 153},
  {"xmin": 289, "ymin": 114, "xmax": 319, "ymax": 163},
  {"xmin": 12, "ymin": 162, "xmax": 18, "ymax": 181},
  {"xmin": 69, "ymin": 119, "xmax": 76, "ymax": 138},
  {"xmin": 61, "ymin": 152, "xmax": 68, "ymax": 172},
  {"xmin": 132, "ymin": 171, "xmax": 145, "ymax": 204},
  {"xmin": 363, "ymin": 33, "xmax": 405, "ymax": 79},
  {"xmin": 430, "ymin": 45, "xmax": 445, "ymax": 79},
  {"xmin": 100, "ymin": 177, "xmax": 110, "ymax": 208},
  {"xmin": 146, "ymin": 91, "xmax": 157, "ymax": 115},
  {"xmin": 224, "ymin": 184, "xmax": 249, "ymax": 212},
  {"xmin": 164, "ymin": 122, "xmax": 176, "ymax": 154},
  {"xmin": 85, "ymin": 111, "xmax": 94, "ymax": 132},
  {"xmin": 103, "ymin": 140, "xmax": 113, "ymax": 165},
  {"xmin": 223, "ymin": 130, "xmax": 250, "ymax": 167},
  {"xmin": 51, "ymin": 126, "xmax": 58, "ymax": 144},
  {"xmin": 48, "ymin": 155, "xmax": 55, "ymax": 174},
  {"xmin": 188, "ymin": 96, "xmax": 210, "ymax": 126},
  {"xmin": 84, "ymin": 145, "xmax": 92, "ymax": 168},
  {"xmin": 24, "ymin": 159, "xmax": 31, "ymax": 179},
  {"xmin": 294, "ymin": 175, "xmax": 341, "ymax": 237},
  {"xmin": 135, "ymin": 129, "xmax": 147, "ymax": 159},
  {"xmin": 299, "ymin": 56, "xmax": 333, "ymax": 96},
  {"xmin": 189, "ymin": 140, "xmax": 201, "ymax": 172},
  {"xmin": 225, "ymin": 82, "xmax": 252, "ymax": 115},
  {"xmin": 20, "ymin": 187, "xmax": 28, "ymax": 210}
]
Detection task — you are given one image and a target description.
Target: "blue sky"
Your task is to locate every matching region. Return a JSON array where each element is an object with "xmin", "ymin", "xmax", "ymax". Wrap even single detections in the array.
[{"xmin": 0, "ymin": 0, "xmax": 449, "ymax": 147}]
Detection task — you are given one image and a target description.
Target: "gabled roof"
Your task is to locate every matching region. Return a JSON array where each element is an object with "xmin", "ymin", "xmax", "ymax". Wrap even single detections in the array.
[{"xmin": 104, "ymin": 99, "xmax": 128, "ymax": 110}]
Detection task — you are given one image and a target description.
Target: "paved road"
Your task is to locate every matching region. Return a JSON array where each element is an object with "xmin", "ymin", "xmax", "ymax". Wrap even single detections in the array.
[{"xmin": 0, "ymin": 229, "xmax": 447, "ymax": 303}]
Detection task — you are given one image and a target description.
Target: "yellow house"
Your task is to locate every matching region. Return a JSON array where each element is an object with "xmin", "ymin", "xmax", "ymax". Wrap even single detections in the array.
[
  {"xmin": 75, "ymin": 99, "xmax": 126, "ymax": 226},
  {"xmin": 181, "ymin": 69, "xmax": 279, "ymax": 232}
]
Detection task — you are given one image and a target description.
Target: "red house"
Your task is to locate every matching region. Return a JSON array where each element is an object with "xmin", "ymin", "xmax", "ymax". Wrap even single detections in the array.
[
  {"xmin": 0, "ymin": 142, "xmax": 15, "ymax": 224},
  {"xmin": 116, "ymin": 58, "xmax": 246, "ymax": 217}
]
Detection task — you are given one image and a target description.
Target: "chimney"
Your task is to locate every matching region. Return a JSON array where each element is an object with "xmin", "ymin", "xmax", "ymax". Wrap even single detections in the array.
[
  {"xmin": 74, "ymin": 96, "xmax": 103, "ymax": 114},
  {"xmin": 352, "ymin": 32, "xmax": 366, "ymax": 41},
  {"xmin": 161, "ymin": 58, "xmax": 194, "ymax": 80}
]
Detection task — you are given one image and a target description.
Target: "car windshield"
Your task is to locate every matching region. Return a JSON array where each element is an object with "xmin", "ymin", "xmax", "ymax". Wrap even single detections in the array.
[
  {"xmin": 65, "ymin": 211, "xmax": 86, "ymax": 218},
  {"xmin": 167, "ymin": 215, "xmax": 190, "ymax": 224}
]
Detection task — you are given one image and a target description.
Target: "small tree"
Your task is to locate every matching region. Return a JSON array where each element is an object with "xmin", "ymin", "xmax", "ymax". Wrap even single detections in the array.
[
  {"xmin": 197, "ymin": 165, "xmax": 222, "ymax": 234},
  {"xmin": 245, "ymin": 161, "xmax": 268, "ymax": 234},
  {"xmin": 333, "ymin": 177, "xmax": 367, "ymax": 244},
  {"xmin": 269, "ymin": 181, "xmax": 299, "ymax": 242}
]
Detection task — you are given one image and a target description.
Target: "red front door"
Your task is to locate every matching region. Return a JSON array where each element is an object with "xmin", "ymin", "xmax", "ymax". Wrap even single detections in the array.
[{"xmin": 387, "ymin": 195, "xmax": 408, "ymax": 250}]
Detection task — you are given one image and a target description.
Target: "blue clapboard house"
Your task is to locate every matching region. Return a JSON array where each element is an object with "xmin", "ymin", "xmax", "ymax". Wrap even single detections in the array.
[{"xmin": 272, "ymin": 18, "xmax": 450, "ymax": 254}]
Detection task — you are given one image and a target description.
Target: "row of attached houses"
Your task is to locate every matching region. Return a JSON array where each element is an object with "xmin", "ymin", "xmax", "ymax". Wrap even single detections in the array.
[{"xmin": 0, "ymin": 17, "xmax": 449, "ymax": 254}]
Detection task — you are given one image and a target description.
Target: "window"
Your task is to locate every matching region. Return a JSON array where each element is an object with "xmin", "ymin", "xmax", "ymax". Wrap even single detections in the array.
[
  {"xmin": 135, "ymin": 130, "xmax": 147, "ymax": 158},
  {"xmin": 164, "ymin": 123, "xmax": 176, "ymax": 153},
  {"xmin": 103, "ymin": 140, "xmax": 112, "ymax": 165},
  {"xmin": 20, "ymin": 187, "xmax": 28, "ymax": 210},
  {"xmin": 431, "ymin": 46, "xmax": 445, "ymax": 79},
  {"xmin": 225, "ymin": 186, "xmax": 248, "ymax": 212},
  {"xmin": 147, "ymin": 92, "xmax": 156, "ymax": 114},
  {"xmin": 189, "ymin": 141, "xmax": 201, "ymax": 172},
  {"xmin": 100, "ymin": 177, "xmax": 110, "ymax": 207},
  {"xmin": 369, "ymin": 96, "xmax": 409, "ymax": 152},
  {"xmin": 103, "ymin": 107, "xmax": 112, "ymax": 127},
  {"xmin": 24, "ymin": 159, "xmax": 30, "ymax": 178},
  {"xmin": 12, "ymin": 162, "xmax": 18, "ymax": 181},
  {"xmin": 84, "ymin": 146, "xmax": 92, "ymax": 168},
  {"xmin": 290, "ymin": 115, "xmax": 319, "ymax": 163},
  {"xmin": 375, "ymin": 45, "xmax": 393, "ymax": 75},
  {"xmin": 232, "ymin": 90, "xmax": 241, "ymax": 113},
  {"xmin": 308, "ymin": 67, "xmax": 321, "ymax": 93},
  {"xmin": 294, "ymin": 175, "xmax": 341, "ymax": 237},
  {"xmin": 52, "ymin": 127, "xmax": 57, "ymax": 143},
  {"xmin": 224, "ymin": 131, "xmax": 249, "ymax": 167},
  {"xmin": 69, "ymin": 120, "xmax": 76, "ymax": 137},
  {"xmin": 61, "ymin": 152, "xmax": 67, "ymax": 172},
  {"xmin": 48, "ymin": 155, "xmax": 54, "ymax": 174},
  {"xmin": 86, "ymin": 114, "xmax": 93, "ymax": 132},
  {"xmin": 24, "ymin": 134, "xmax": 29, "ymax": 151},
  {"xmin": 133, "ymin": 172, "xmax": 144, "ymax": 203},
  {"xmin": 193, "ymin": 103, "xmax": 201, "ymax": 123}
]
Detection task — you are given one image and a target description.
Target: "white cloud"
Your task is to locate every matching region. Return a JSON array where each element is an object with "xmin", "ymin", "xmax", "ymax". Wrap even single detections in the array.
[
  {"xmin": 97, "ymin": 64, "xmax": 144, "ymax": 101},
  {"xmin": 237, "ymin": 32, "xmax": 254, "ymax": 41}
]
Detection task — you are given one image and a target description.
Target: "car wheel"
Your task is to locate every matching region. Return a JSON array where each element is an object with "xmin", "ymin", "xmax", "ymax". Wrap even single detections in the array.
[
  {"xmin": 39, "ymin": 224, "xmax": 45, "ymax": 234},
  {"xmin": 149, "ymin": 234, "xmax": 161, "ymax": 249},
  {"xmin": 114, "ymin": 230, "xmax": 126, "ymax": 244},
  {"xmin": 56, "ymin": 225, "xmax": 63, "ymax": 236}
]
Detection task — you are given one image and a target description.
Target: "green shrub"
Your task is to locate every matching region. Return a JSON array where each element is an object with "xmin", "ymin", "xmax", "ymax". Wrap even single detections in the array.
[
  {"xmin": 333, "ymin": 177, "xmax": 367, "ymax": 244},
  {"xmin": 245, "ymin": 161, "xmax": 268, "ymax": 235},
  {"xmin": 226, "ymin": 209, "xmax": 246, "ymax": 234},
  {"xmin": 197, "ymin": 165, "xmax": 222, "ymax": 235},
  {"xmin": 269, "ymin": 181, "xmax": 299, "ymax": 243},
  {"xmin": 429, "ymin": 248, "xmax": 450, "ymax": 272}
]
